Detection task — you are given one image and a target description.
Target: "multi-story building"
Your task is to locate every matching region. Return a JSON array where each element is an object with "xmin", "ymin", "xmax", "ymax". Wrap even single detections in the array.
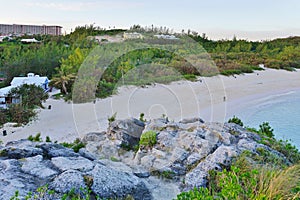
[{"xmin": 0, "ymin": 24, "xmax": 62, "ymax": 36}]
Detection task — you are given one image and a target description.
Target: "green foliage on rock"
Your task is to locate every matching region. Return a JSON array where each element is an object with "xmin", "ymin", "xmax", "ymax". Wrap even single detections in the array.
[
  {"xmin": 60, "ymin": 138, "xmax": 85, "ymax": 153},
  {"xmin": 228, "ymin": 116, "xmax": 244, "ymax": 127},
  {"xmin": 259, "ymin": 122, "xmax": 274, "ymax": 138},
  {"xmin": 139, "ymin": 131, "xmax": 157, "ymax": 148}
]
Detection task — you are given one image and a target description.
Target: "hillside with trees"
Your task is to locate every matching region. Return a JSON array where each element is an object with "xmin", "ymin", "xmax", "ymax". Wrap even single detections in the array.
[{"xmin": 0, "ymin": 25, "xmax": 299, "ymax": 99}]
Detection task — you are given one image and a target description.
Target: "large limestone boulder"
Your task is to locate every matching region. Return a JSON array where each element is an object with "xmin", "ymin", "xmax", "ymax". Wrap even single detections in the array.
[{"xmin": 107, "ymin": 118, "xmax": 145, "ymax": 147}]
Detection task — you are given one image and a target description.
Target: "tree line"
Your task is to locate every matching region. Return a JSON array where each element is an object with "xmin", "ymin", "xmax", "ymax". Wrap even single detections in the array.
[{"xmin": 0, "ymin": 25, "xmax": 299, "ymax": 99}]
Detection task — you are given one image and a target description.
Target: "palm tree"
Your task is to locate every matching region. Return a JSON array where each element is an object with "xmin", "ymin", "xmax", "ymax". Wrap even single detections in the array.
[{"xmin": 50, "ymin": 68, "xmax": 76, "ymax": 94}]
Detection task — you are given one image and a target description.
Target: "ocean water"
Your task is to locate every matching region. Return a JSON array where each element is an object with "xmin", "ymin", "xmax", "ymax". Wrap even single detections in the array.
[{"xmin": 235, "ymin": 89, "xmax": 300, "ymax": 149}]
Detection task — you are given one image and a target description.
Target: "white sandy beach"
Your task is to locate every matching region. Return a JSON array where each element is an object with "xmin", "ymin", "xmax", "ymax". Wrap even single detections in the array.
[{"xmin": 1, "ymin": 68, "xmax": 300, "ymax": 144}]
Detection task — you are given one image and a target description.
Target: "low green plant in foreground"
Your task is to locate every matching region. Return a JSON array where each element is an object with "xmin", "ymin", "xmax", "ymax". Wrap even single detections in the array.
[
  {"xmin": 177, "ymin": 157, "xmax": 300, "ymax": 200},
  {"xmin": 10, "ymin": 185, "xmax": 97, "ymax": 200},
  {"xmin": 139, "ymin": 131, "xmax": 157, "ymax": 149}
]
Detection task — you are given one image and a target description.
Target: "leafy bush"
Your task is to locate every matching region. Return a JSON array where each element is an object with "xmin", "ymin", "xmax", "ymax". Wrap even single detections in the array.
[
  {"xmin": 259, "ymin": 122, "xmax": 274, "ymax": 138},
  {"xmin": 228, "ymin": 116, "xmax": 244, "ymax": 127},
  {"xmin": 139, "ymin": 131, "xmax": 157, "ymax": 148}
]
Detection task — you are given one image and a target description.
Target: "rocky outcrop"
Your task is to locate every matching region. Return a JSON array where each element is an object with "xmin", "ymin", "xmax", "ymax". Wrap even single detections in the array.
[
  {"xmin": 0, "ymin": 118, "xmax": 290, "ymax": 199},
  {"xmin": 0, "ymin": 140, "xmax": 151, "ymax": 199},
  {"xmin": 84, "ymin": 118, "xmax": 290, "ymax": 192}
]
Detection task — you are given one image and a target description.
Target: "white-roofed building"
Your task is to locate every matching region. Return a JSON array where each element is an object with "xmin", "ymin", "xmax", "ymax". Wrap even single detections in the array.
[
  {"xmin": 20, "ymin": 38, "xmax": 40, "ymax": 43},
  {"xmin": 154, "ymin": 34, "xmax": 178, "ymax": 40},
  {"xmin": 0, "ymin": 73, "xmax": 49, "ymax": 108},
  {"xmin": 11, "ymin": 73, "xmax": 49, "ymax": 89}
]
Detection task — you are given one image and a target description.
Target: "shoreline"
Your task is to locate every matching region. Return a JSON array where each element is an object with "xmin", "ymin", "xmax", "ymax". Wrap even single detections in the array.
[{"xmin": 0, "ymin": 68, "xmax": 300, "ymax": 144}]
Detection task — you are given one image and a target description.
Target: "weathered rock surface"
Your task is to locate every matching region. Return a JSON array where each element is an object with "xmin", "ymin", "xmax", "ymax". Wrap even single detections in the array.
[
  {"xmin": 84, "ymin": 118, "xmax": 290, "ymax": 193},
  {"xmin": 0, "ymin": 118, "xmax": 290, "ymax": 199},
  {"xmin": 0, "ymin": 140, "xmax": 151, "ymax": 199},
  {"xmin": 107, "ymin": 118, "xmax": 145, "ymax": 147}
]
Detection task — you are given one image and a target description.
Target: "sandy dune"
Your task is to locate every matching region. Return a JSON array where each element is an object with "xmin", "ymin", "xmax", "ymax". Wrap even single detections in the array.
[{"xmin": 1, "ymin": 68, "xmax": 300, "ymax": 144}]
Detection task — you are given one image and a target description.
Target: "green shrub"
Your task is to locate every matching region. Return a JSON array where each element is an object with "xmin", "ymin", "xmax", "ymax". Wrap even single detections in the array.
[
  {"xmin": 108, "ymin": 112, "xmax": 117, "ymax": 124},
  {"xmin": 139, "ymin": 131, "xmax": 157, "ymax": 148},
  {"xmin": 259, "ymin": 122, "xmax": 274, "ymax": 138},
  {"xmin": 0, "ymin": 109, "xmax": 8, "ymax": 126},
  {"xmin": 228, "ymin": 116, "xmax": 244, "ymax": 127},
  {"xmin": 183, "ymin": 74, "xmax": 197, "ymax": 81},
  {"xmin": 46, "ymin": 136, "xmax": 52, "ymax": 142},
  {"xmin": 27, "ymin": 133, "xmax": 42, "ymax": 142},
  {"xmin": 139, "ymin": 113, "xmax": 146, "ymax": 122},
  {"xmin": 60, "ymin": 138, "xmax": 85, "ymax": 153}
]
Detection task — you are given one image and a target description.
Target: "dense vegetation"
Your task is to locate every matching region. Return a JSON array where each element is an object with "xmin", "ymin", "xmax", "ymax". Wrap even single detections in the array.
[{"xmin": 1, "ymin": 25, "xmax": 300, "ymax": 100}]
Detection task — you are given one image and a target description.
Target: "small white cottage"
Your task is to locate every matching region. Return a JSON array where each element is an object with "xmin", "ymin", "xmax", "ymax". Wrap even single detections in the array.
[{"xmin": 0, "ymin": 73, "xmax": 49, "ymax": 108}]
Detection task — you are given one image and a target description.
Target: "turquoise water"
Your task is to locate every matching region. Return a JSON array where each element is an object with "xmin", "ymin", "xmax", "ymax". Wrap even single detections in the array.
[{"xmin": 235, "ymin": 89, "xmax": 300, "ymax": 149}]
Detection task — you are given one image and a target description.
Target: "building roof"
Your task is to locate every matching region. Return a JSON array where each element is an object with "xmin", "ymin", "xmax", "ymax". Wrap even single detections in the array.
[
  {"xmin": 20, "ymin": 38, "xmax": 40, "ymax": 43},
  {"xmin": 0, "ymin": 86, "xmax": 15, "ymax": 97},
  {"xmin": 11, "ymin": 76, "xmax": 49, "ymax": 87}
]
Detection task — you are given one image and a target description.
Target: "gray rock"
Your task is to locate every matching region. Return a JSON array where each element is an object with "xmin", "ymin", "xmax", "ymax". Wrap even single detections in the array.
[
  {"xmin": 89, "ymin": 164, "xmax": 151, "ymax": 199},
  {"xmin": 78, "ymin": 148, "xmax": 97, "ymax": 161},
  {"xmin": 50, "ymin": 170, "xmax": 86, "ymax": 195},
  {"xmin": 51, "ymin": 156, "xmax": 94, "ymax": 172},
  {"xmin": 0, "ymin": 159, "xmax": 38, "ymax": 199},
  {"xmin": 107, "ymin": 118, "xmax": 145, "ymax": 147},
  {"xmin": 82, "ymin": 132, "xmax": 106, "ymax": 143},
  {"xmin": 133, "ymin": 166, "xmax": 151, "ymax": 178},
  {"xmin": 37, "ymin": 143, "xmax": 78, "ymax": 158},
  {"xmin": 21, "ymin": 155, "xmax": 58, "ymax": 179},
  {"xmin": 179, "ymin": 117, "xmax": 205, "ymax": 124},
  {"xmin": 142, "ymin": 176, "xmax": 180, "ymax": 200},
  {"xmin": 186, "ymin": 153, "xmax": 201, "ymax": 166},
  {"xmin": 1, "ymin": 146, "xmax": 43, "ymax": 159},
  {"xmin": 185, "ymin": 145, "xmax": 238, "ymax": 189}
]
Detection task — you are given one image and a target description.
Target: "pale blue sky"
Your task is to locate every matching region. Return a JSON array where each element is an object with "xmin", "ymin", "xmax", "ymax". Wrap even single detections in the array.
[{"xmin": 1, "ymin": 0, "xmax": 300, "ymax": 40}]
